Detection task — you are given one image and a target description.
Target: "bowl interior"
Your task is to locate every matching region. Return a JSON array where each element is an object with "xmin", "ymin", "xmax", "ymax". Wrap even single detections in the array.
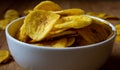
[
  {"xmin": 7, "ymin": 17, "xmax": 24, "ymax": 37},
  {"xmin": 6, "ymin": 16, "xmax": 116, "ymax": 49}
]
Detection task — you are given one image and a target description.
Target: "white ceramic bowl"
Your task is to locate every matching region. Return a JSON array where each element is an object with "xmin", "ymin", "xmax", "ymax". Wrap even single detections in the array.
[{"xmin": 5, "ymin": 16, "xmax": 116, "ymax": 70}]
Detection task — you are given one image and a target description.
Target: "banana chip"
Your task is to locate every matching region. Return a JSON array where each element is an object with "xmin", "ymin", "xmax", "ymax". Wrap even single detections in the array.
[
  {"xmin": 0, "ymin": 50, "xmax": 10, "ymax": 64},
  {"xmin": 116, "ymin": 24, "xmax": 120, "ymax": 35},
  {"xmin": 52, "ymin": 38, "xmax": 67, "ymax": 48},
  {"xmin": 23, "ymin": 9, "xmax": 32, "ymax": 15},
  {"xmin": 115, "ymin": 24, "xmax": 120, "ymax": 42},
  {"xmin": 0, "ymin": 9, "xmax": 19, "ymax": 30},
  {"xmin": 34, "ymin": 1, "xmax": 62, "ymax": 11},
  {"xmin": 0, "ymin": 19, "xmax": 10, "ymax": 30},
  {"xmin": 24, "ymin": 10, "xmax": 60, "ymax": 41},
  {"xmin": 87, "ymin": 12, "xmax": 119, "ymax": 20},
  {"xmin": 46, "ymin": 30, "xmax": 76, "ymax": 40},
  {"xmin": 16, "ymin": 1, "xmax": 113, "ymax": 48},
  {"xmin": 115, "ymin": 35, "xmax": 120, "ymax": 42},
  {"xmin": 91, "ymin": 16, "xmax": 112, "ymax": 32},
  {"xmin": 78, "ymin": 27, "xmax": 99, "ymax": 44},
  {"xmin": 55, "ymin": 15, "xmax": 92, "ymax": 29},
  {"xmin": 4, "ymin": 9, "xmax": 19, "ymax": 21},
  {"xmin": 17, "ymin": 23, "xmax": 29, "ymax": 42},
  {"xmin": 66, "ymin": 37, "xmax": 75, "ymax": 47},
  {"xmin": 77, "ymin": 20, "xmax": 111, "ymax": 44},
  {"xmin": 54, "ymin": 8, "xmax": 84, "ymax": 16}
]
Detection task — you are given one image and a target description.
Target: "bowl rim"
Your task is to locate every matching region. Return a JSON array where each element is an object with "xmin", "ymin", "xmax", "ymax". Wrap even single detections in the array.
[{"xmin": 5, "ymin": 15, "xmax": 116, "ymax": 50}]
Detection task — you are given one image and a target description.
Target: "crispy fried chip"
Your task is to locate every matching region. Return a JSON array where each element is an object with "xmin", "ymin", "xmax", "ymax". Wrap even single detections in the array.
[
  {"xmin": 87, "ymin": 12, "xmax": 119, "ymax": 20},
  {"xmin": 115, "ymin": 24, "xmax": 120, "ymax": 42},
  {"xmin": 115, "ymin": 35, "xmax": 120, "ymax": 42},
  {"xmin": 0, "ymin": 9, "xmax": 19, "ymax": 30},
  {"xmin": 24, "ymin": 10, "xmax": 60, "ymax": 41},
  {"xmin": 52, "ymin": 38, "xmax": 67, "ymax": 48},
  {"xmin": 0, "ymin": 19, "xmax": 10, "ymax": 30},
  {"xmin": 0, "ymin": 50, "xmax": 10, "ymax": 64},
  {"xmin": 116, "ymin": 24, "xmax": 120, "ymax": 35},
  {"xmin": 54, "ymin": 8, "xmax": 84, "ymax": 15},
  {"xmin": 75, "ymin": 35, "xmax": 90, "ymax": 46},
  {"xmin": 55, "ymin": 15, "xmax": 92, "ymax": 29},
  {"xmin": 77, "ymin": 21, "xmax": 111, "ymax": 44},
  {"xmin": 34, "ymin": 1, "xmax": 62, "ymax": 11},
  {"xmin": 4, "ymin": 9, "xmax": 19, "ymax": 21},
  {"xmin": 17, "ymin": 23, "xmax": 29, "ymax": 42},
  {"xmin": 87, "ymin": 12, "xmax": 106, "ymax": 18},
  {"xmin": 78, "ymin": 27, "xmax": 100, "ymax": 44},
  {"xmin": 92, "ymin": 18, "xmax": 112, "ymax": 35},
  {"xmin": 116, "ymin": 24, "xmax": 120, "ymax": 29},
  {"xmin": 66, "ymin": 37, "xmax": 75, "ymax": 47},
  {"xmin": 46, "ymin": 30, "xmax": 76, "ymax": 40},
  {"xmin": 23, "ymin": 9, "xmax": 32, "ymax": 15}
]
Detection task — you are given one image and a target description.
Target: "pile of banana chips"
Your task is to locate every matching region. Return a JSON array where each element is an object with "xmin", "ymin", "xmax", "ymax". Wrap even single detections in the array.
[{"xmin": 16, "ymin": 1, "xmax": 113, "ymax": 48}]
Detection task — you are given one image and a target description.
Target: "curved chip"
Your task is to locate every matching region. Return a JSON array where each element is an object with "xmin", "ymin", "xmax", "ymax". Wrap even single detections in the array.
[
  {"xmin": 46, "ymin": 30, "xmax": 76, "ymax": 40},
  {"xmin": 87, "ymin": 12, "xmax": 119, "ymax": 20},
  {"xmin": 115, "ymin": 35, "xmax": 120, "ymax": 42},
  {"xmin": 17, "ymin": 23, "xmax": 29, "ymax": 42},
  {"xmin": 24, "ymin": 10, "xmax": 60, "ymax": 41},
  {"xmin": 116, "ymin": 24, "xmax": 120, "ymax": 35},
  {"xmin": 0, "ymin": 50, "xmax": 10, "ymax": 63},
  {"xmin": 34, "ymin": 1, "xmax": 62, "ymax": 11},
  {"xmin": 55, "ymin": 15, "xmax": 92, "ymax": 29},
  {"xmin": 66, "ymin": 37, "xmax": 75, "ymax": 47},
  {"xmin": 77, "ymin": 21, "xmax": 111, "ymax": 44},
  {"xmin": 4, "ymin": 9, "xmax": 19, "ymax": 21},
  {"xmin": 52, "ymin": 38, "xmax": 67, "ymax": 48},
  {"xmin": 87, "ymin": 12, "xmax": 106, "ymax": 19},
  {"xmin": 115, "ymin": 24, "xmax": 120, "ymax": 42},
  {"xmin": 0, "ymin": 19, "xmax": 10, "ymax": 30},
  {"xmin": 54, "ymin": 8, "xmax": 84, "ymax": 15},
  {"xmin": 77, "ymin": 27, "xmax": 100, "ymax": 44},
  {"xmin": 23, "ymin": 9, "xmax": 32, "ymax": 15},
  {"xmin": 92, "ymin": 18, "xmax": 112, "ymax": 35}
]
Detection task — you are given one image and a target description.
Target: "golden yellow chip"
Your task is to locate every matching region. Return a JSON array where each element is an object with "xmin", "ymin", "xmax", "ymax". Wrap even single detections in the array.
[
  {"xmin": 75, "ymin": 35, "xmax": 90, "ymax": 46},
  {"xmin": 116, "ymin": 24, "xmax": 120, "ymax": 29},
  {"xmin": 87, "ymin": 12, "xmax": 119, "ymax": 20},
  {"xmin": 46, "ymin": 30, "xmax": 76, "ymax": 40},
  {"xmin": 115, "ymin": 35, "xmax": 120, "ymax": 42},
  {"xmin": 89, "ymin": 23, "xmax": 110, "ymax": 41},
  {"xmin": 78, "ymin": 28, "xmax": 99, "ymax": 44},
  {"xmin": 54, "ymin": 8, "xmax": 84, "ymax": 15},
  {"xmin": 34, "ymin": 1, "xmax": 62, "ymax": 11},
  {"xmin": 87, "ymin": 12, "xmax": 106, "ymax": 19},
  {"xmin": 66, "ymin": 37, "xmax": 75, "ymax": 47},
  {"xmin": 52, "ymin": 38, "xmax": 67, "ymax": 48},
  {"xmin": 24, "ymin": 10, "xmax": 60, "ymax": 41},
  {"xmin": 0, "ymin": 19, "xmax": 10, "ymax": 30},
  {"xmin": 92, "ymin": 18, "xmax": 112, "ymax": 35},
  {"xmin": 55, "ymin": 15, "xmax": 92, "ymax": 29},
  {"xmin": 116, "ymin": 24, "xmax": 120, "ymax": 35},
  {"xmin": 4, "ymin": 9, "xmax": 19, "ymax": 21},
  {"xmin": 17, "ymin": 23, "xmax": 29, "ymax": 42},
  {"xmin": 0, "ymin": 50, "xmax": 10, "ymax": 63},
  {"xmin": 77, "ymin": 21, "xmax": 111, "ymax": 44},
  {"xmin": 116, "ymin": 30, "xmax": 120, "ymax": 35},
  {"xmin": 13, "ymin": 18, "xmax": 28, "ymax": 42},
  {"xmin": 23, "ymin": 9, "xmax": 32, "ymax": 15},
  {"xmin": 115, "ymin": 24, "xmax": 120, "ymax": 42}
]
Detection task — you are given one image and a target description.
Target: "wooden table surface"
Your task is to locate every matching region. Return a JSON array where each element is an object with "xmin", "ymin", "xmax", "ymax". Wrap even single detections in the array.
[{"xmin": 0, "ymin": 0, "xmax": 120, "ymax": 70}]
